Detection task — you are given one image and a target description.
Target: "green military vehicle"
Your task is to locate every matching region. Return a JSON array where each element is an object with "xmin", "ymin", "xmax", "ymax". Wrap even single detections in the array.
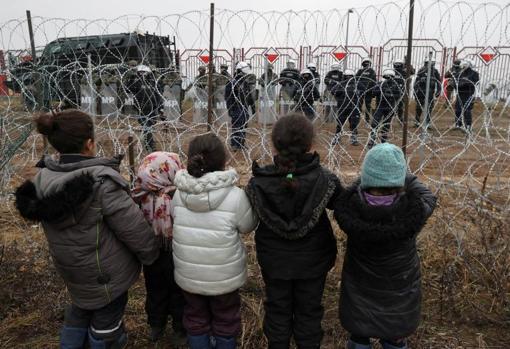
[{"xmin": 6, "ymin": 32, "xmax": 177, "ymax": 109}]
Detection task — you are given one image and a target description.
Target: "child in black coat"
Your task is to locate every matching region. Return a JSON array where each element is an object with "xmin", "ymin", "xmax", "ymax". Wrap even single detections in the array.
[
  {"xmin": 334, "ymin": 143, "xmax": 436, "ymax": 349},
  {"xmin": 246, "ymin": 114, "xmax": 342, "ymax": 349}
]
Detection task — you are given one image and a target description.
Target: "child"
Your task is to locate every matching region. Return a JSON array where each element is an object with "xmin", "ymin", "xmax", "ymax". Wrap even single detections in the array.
[
  {"xmin": 334, "ymin": 143, "xmax": 437, "ymax": 349},
  {"xmin": 246, "ymin": 114, "xmax": 342, "ymax": 349},
  {"xmin": 14, "ymin": 109, "xmax": 159, "ymax": 349},
  {"xmin": 133, "ymin": 152, "xmax": 187, "ymax": 344},
  {"xmin": 171, "ymin": 133, "xmax": 257, "ymax": 349}
]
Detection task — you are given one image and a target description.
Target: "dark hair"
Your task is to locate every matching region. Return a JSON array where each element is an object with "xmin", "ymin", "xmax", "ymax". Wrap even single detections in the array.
[
  {"xmin": 34, "ymin": 109, "xmax": 94, "ymax": 154},
  {"xmin": 187, "ymin": 133, "xmax": 227, "ymax": 178},
  {"xmin": 271, "ymin": 114, "xmax": 314, "ymax": 190}
]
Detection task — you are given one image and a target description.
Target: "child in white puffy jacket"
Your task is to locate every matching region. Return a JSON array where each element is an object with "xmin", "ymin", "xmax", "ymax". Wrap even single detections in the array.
[{"xmin": 172, "ymin": 133, "xmax": 257, "ymax": 349}]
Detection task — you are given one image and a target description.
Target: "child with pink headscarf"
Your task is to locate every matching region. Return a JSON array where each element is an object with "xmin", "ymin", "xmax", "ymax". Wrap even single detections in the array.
[{"xmin": 133, "ymin": 151, "xmax": 186, "ymax": 344}]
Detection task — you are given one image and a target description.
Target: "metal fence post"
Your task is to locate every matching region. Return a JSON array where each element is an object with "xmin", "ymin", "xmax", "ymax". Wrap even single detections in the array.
[
  {"xmin": 207, "ymin": 3, "xmax": 215, "ymax": 131},
  {"xmin": 402, "ymin": 0, "xmax": 415, "ymax": 158}
]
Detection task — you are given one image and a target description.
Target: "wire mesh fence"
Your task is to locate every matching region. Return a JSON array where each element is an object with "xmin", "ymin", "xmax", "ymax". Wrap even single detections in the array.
[{"xmin": 0, "ymin": 1, "xmax": 510, "ymax": 347}]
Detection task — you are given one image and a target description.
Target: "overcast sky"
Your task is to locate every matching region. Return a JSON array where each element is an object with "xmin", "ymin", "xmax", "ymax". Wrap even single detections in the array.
[{"xmin": 2, "ymin": 0, "xmax": 411, "ymax": 20}]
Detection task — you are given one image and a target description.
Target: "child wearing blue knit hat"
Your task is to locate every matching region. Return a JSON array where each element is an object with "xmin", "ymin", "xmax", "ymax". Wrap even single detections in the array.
[{"xmin": 334, "ymin": 143, "xmax": 437, "ymax": 349}]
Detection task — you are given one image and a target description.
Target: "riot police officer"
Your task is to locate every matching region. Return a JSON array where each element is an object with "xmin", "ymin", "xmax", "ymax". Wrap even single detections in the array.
[
  {"xmin": 307, "ymin": 62, "xmax": 321, "ymax": 85},
  {"xmin": 259, "ymin": 64, "xmax": 275, "ymax": 88},
  {"xmin": 129, "ymin": 64, "xmax": 162, "ymax": 152},
  {"xmin": 220, "ymin": 64, "xmax": 231, "ymax": 79},
  {"xmin": 195, "ymin": 65, "xmax": 208, "ymax": 90},
  {"xmin": 356, "ymin": 57, "xmax": 377, "ymax": 123},
  {"xmin": 445, "ymin": 59, "xmax": 462, "ymax": 107},
  {"xmin": 324, "ymin": 63, "xmax": 343, "ymax": 91},
  {"xmin": 324, "ymin": 63, "xmax": 343, "ymax": 121},
  {"xmin": 413, "ymin": 58, "xmax": 441, "ymax": 127},
  {"xmin": 225, "ymin": 61, "xmax": 254, "ymax": 150},
  {"xmin": 368, "ymin": 69, "xmax": 403, "ymax": 147},
  {"xmin": 455, "ymin": 59, "xmax": 479, "ymax": 132},
  {"xmin": 294, "ymin": 69, "xmax": 320, "ymax": 120},
  {"xmin": 279, "ymin": 59, "xmax": 301, "ymax": 114},
  {"xmin": 392, "ymin": 58, "xmax": 410, "ymax": 122},
  {"xmin": 332, "ymin": 69, "xmax": 361, "ymax": 145}
]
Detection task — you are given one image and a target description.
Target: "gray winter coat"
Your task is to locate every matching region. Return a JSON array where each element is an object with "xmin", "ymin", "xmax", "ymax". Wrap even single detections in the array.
[{"xmin": 15, "ymin": 156, "xmax": 159, "ymax": 310}]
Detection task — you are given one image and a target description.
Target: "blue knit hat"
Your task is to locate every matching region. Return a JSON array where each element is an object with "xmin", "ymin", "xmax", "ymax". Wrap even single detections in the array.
[{"xmin": 361, "ymin": 143, "xmax": 407, "ymax": 189}]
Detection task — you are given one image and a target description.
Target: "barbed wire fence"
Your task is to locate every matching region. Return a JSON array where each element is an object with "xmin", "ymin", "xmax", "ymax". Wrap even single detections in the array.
[{"xmin": 0, "ymin": 0, "xmax": 509, "ymax": 339}]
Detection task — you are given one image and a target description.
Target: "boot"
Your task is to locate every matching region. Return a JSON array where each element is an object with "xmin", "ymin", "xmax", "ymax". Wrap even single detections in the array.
[
  {"xmin": 88, "ymin": 331, "xmax": 128, "ymax": 349},
  {"xmin": 381, "ymin": 340, "xmax": 408, "ymax": 349},
  {"xmin": 149, "ymin": 326, "xmax": 165, "ymax": 343},
  {"xmin": 331, "ymin": 133, "xmax": 341, "ymax": 145},
  {"xmin": 214, "ymin": 335, "xmax": 237, "ymax": 349},
  {"xmin": 347, "ymin": 339, "xmax": 371, "ymax": 349},
  {"xmin": 187, "ymin": 334, "xmax": 212, "ymax": 349},
  {"xmin": 350, "ymin": 132, "xmax": 359, "ymax": 146},
  {"xmin": 60, "ymin": 326, "xmax": 88, "ymax": 349},
  {"xmin": 170, "ymin": 320, "xmax": 187, "ymax": 346}
]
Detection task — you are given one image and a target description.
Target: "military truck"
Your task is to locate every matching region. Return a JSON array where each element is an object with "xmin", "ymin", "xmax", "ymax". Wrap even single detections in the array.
[{"xmin": 6, "ymin": 32, "xmax": 177, "ymax": 109}]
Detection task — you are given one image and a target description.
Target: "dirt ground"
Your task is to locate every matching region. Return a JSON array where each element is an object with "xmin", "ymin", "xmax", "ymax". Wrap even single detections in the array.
[{"xmin": 1, "ymin": 98, "xmax": 509, "ymax": 348}]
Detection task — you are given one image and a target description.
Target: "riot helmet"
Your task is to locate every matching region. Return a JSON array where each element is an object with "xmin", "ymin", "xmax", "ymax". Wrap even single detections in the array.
[
  {"xmin": 236, "ymin": 61, "xmax": 251, "ymax": 75},
  {"xmin": 382, "ymin": 68, "xmax": 396, "ymax": 79},
  {"xmin": 361, "ymin": 57, "xmax": 372, "ymax": 68}
]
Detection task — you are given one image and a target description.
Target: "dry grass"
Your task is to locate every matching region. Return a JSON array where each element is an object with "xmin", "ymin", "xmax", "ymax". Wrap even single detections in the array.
[
  {"xmin": 1, "ymin": 98, "xmax": 510, "ymax": 348},
  {"xmin": 0, "ymin": 192, "xmax": 509, "ymax": 348}
]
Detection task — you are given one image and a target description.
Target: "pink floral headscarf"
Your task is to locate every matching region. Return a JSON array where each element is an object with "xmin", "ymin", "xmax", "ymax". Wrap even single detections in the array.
[{"xmin": 133, "ymin": 152, "xmax": 183, "ymax": 243}]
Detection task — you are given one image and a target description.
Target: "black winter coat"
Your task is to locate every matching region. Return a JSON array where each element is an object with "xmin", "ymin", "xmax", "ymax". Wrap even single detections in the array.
[
  {"xmin": 325, "ymin": 70, "xmax": 343, "ymax": 92},
  {"xmin": 457, "ymin": 68, "xmax": 480, "ymax": 95},
  {"xmin": 333, "ymin": 77, "xmax": 360, "ymax": 111},
  {"xmin": 294, "ymin": 80, "xmax": 320, "ymax": 110},
  {"xmin": 246, "ymin": 153, "xmax": 341, "ymax": 280},
  {"xmin": 413, "ymin": 66, "xmax": 441, "ymax": 99},
  {"xmin": 225, "ymin": 73, "xmax": 253, "ymax": 114},
  {"xmin": 333, "ymin": 175, "xmax": 436, "ymax": 339},
  {"xmin": 373, "ymin": 78, "xmax": 403, "ymax": 110},
  {"xmin": 355, "ymin": 67, "xmax": 377, "ymax": 92},
  {"xmin": 129, "ymin": 74, "xmax": 162, "ymax": 117}
]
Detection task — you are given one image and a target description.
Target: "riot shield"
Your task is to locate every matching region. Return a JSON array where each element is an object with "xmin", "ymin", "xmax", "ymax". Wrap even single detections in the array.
[
  {"xmin": 80, "ymin": 83, "xmax": 95, "ymax": 114},
  {"xmin": 193, "ymin": 87, "xmax": 208, "ymax": 124},
  {"xmin": 162, "ymin": 84, "xmax": 181, "ymax": 122},
  {"xmin": 258, "ymin": 85, "xmax": 277, "ymax": 125},
  {"xmin": 214, "ymin": 84, "xmax": 229, "ymax": 125},
  {"xmin": 280, "ymin": 85, "xmax": 296, "ymax": 116},
  {"xmin": 100, "ymin": 83, "xmax": 119, "ymax": 118},
  {"xmin": 323, "ymin": 89, "xmax": 336, "ymax": 123}
]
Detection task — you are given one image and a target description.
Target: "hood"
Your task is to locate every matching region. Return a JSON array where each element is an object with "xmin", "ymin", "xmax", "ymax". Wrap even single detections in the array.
[
  {"xmin": 35, "ymin": 155, "xmax": 125, "ymax": 198},
  {"xmin": 334, "ymin": 175, "xmax": 429, "ymax": 244},
  {"xmin": 246, "ymin": 152, "xmax": 337, "ymax": 240},
  {"xmin": 175, "ymin": 168, "xmax": 238, "ymax": 212},
  {"xmin": 15, "ymin": 155, "xmax": 126, "ymax": 228}
]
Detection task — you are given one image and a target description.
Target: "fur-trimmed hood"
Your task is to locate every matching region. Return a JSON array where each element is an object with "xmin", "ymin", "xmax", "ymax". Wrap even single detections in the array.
[
  {"xmin": 174, "ymin": 168, "xmax": 239, "ymax": 212},
  {"xmin": 246, "ymin": 152, "xmax": 339, "ymax": 240},
  {"xmin": 15, "ymin": 155, "xmax": 127, "ymax": 228},
  {"xmin": 334, "ymin": 174, "xmax": 437, "ymax": 244}
]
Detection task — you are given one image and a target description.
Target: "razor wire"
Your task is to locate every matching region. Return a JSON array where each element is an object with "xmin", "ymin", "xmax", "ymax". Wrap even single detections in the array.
[{"xmin": 0, "ymin": 0, "xmax": 509, "ymax": 216}]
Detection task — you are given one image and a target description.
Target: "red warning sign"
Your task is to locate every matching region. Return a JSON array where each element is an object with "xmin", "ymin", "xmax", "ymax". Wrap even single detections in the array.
[
  {"xmin": 480, "ymin": 53, "xmax": 495, "ymax": 63},
  {"xmin": 332, "ymin": 51, "xmax": 347, "ymax": 61},
  {"xmin": 199, "ymin": 55, "xmax": 210, "ymax": 64},
  {"xmin": 478, "ymin": 47, "xmax": 497, "ymax": 65},
  {"xmin": 264, "ymin": 48, "xmax": 280, "ymax": 63}
]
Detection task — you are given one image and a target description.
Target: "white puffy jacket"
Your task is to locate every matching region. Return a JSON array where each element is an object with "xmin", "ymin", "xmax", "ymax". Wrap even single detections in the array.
[{"xmin": 172, "ymin": 168, "xmax": 257, "ymax": 295}]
